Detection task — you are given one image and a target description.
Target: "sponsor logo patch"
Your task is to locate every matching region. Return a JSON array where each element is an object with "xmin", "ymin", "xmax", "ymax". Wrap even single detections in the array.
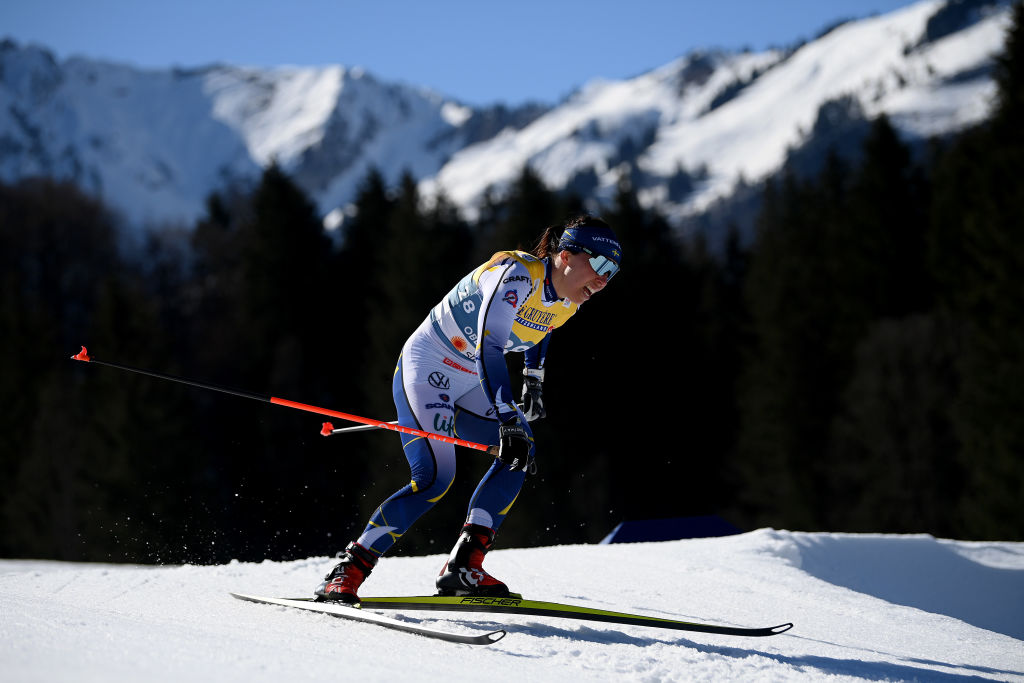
[
  {"xmin": 443, "ymin": 357, "xmax": 476, "ymax": 374},
  {"xmin": 459, "ymin": 568, "xmax": 486, "ymax": 585},
  {"xmin": 434, "ymin": 413, "xmax": 454, "ymax": 436},
  {"xmin": 458, "ymin": 596, "xmax": 523, "ymax": 607},
  {"xmin": 519, "ymin": 307, "xmax": 556, "ymax": 326}
]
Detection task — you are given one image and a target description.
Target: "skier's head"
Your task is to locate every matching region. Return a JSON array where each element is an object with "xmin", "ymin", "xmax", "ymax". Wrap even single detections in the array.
[
  {"xmin": 556, "ymin": 215, "xmax": 621, "ymax": 281},
  {"xmin": 533, "ymin": 214, "xmax": 621, "ymax": 304}
]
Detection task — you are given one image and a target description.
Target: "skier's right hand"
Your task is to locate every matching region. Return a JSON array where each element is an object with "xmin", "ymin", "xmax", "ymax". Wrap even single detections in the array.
[{"xmin": 498, "ymin": 417, "xmax": 536, "ymax": 474}]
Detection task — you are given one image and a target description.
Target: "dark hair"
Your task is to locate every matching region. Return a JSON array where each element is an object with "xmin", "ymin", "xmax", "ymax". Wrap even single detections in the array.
[{"xmin": 531, "ymin": 214, "xmax": 612, "ymax": 259}]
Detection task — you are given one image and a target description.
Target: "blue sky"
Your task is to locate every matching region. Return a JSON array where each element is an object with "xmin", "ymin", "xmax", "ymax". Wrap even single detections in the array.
[{"xmin": 3, "ymin": 0, "xmax": 919, "ymax": 106}]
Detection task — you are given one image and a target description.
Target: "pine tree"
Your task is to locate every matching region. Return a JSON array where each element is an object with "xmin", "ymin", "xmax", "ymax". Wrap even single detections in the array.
[
  {"xmin": 737, "ymin": 169, "xmax": 834, "ymax": 528},
  {"xmin": 0, "ymin": 179, "xmax": 186, "ymax": 560},
  {"xmin": 546, "ymin": 176, "xmax": 693, "ymax": 536},
  {"xmin": 930, "ymin": 1, "xmax": 1024, "ymax": 539},
  {"xmin": 478, "ymin": 165, "xmax": 561, "ymax": 259},
  {"xmin": 826, "ymin": 312, "xmax": 963, "ymax": 534},
  {"xmin": 817, "ymin": 118, "xmax": 943, "ymax": 532},
  {"xmin": 236, "ymin": 164, "xmax": 333, "ymax": 387},
  {"xmin": 334, "ymin": 168, "xmax": 394, "ymax": 404}
]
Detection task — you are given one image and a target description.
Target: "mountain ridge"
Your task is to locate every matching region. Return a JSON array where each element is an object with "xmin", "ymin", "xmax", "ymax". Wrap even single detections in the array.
[{"xmin": 0, "ymin": 0, "xmax": 1012, "ymax": 233}]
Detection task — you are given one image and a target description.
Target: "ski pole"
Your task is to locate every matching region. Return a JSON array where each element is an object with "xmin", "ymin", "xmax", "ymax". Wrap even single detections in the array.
[
  {"xmin": 70, "ymin": 347, "xmax": 499, "ymax": 456},
  {"xmin": 320, "ymin": 421, "xmax": 398, "ymax": 436},
  {"xmin": 320, "ymin": 403, "xmax": 525, "ymax": 438}
]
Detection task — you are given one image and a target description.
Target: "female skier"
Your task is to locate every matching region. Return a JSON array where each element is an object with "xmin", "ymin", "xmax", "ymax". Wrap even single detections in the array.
[{"xmin": 315, "ymin": 214, "xmax": 622, "ymax": 603}]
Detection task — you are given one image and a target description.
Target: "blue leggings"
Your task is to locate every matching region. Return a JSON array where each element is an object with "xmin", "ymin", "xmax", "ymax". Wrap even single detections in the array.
[{"xmin": 354, "ymin": 320, "xmax": 526, "ymax": 557}]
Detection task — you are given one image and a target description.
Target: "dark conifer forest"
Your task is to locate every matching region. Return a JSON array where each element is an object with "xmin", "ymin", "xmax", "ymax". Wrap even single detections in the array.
[{"xmin": 2, "ymin": 5, "xmax": 1022, "ymax": 563}]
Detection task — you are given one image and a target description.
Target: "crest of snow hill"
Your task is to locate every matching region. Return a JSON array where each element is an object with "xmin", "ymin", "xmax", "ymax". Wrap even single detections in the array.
[{"xmin": 0, "ymin": 0, "xmax": 1013, "ymax": 233}]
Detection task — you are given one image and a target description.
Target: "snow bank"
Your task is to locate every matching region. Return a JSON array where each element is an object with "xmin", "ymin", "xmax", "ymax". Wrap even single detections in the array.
[{"xmin": 2, "ymin": 529, "xmax": 1022, "ymax": 682}]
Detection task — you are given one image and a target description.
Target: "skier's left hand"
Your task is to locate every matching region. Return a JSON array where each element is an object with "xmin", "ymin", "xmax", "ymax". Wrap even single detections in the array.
[{"xmin": 521, "ymin": 368, "xmax": 545, "ymax": 421}]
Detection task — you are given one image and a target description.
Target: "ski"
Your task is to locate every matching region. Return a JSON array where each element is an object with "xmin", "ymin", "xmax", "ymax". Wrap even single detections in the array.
[
  {"xmin": 229, "ymin": 593, "xmax": 506, "ymax": 645},
  {"xmin": 357, "ymin": 594, "xmax": 793, "ymax": 637}
]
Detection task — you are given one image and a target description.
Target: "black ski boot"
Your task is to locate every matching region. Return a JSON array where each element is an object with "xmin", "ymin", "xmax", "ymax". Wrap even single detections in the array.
[
  {"xmin": 435, "ymin": 524, "xmax": 510, "ymax": 597},
  {"xmin": 315, "ymin": 542, "xmax": 377, "ymax": 604}
]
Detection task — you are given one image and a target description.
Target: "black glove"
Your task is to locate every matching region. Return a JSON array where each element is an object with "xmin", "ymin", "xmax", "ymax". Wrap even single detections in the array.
[
  {"xmin": 521, "ymin": 368, "xmax": 546, "ymax": 422},
  {"xmin": 498, "ymin": 418, "xmax": 536, "ymax": 474}
]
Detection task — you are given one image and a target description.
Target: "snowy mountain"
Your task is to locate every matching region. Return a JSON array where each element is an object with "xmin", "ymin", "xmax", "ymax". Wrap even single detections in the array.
[
  {"xmin": 425, "ymin": 0, "xmax": 1013, "ymax": 227},
  {"xmin": 3, "ymin": 530, "xmax": 1023, "ymax": 681},
  {"xmin": 0, "ymin": 41, "xmax": 545, "ymax": 228},
  {"xmin": 0, "ymin": 0, "xmax": 1013, "ymax": 233}
]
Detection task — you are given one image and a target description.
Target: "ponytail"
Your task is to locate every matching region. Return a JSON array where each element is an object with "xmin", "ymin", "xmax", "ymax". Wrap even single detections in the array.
[
  {"xmin": 531, "ymin": 214, "xmax": 612, "ymax": 259},
  {"xmin": 530, "ymin": 225, "xmax": 562, "ymax": 259}
]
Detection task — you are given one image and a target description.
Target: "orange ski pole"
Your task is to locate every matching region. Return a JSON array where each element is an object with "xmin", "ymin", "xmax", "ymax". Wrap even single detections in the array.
[{"xmin": 70, "ymin": 346, "xmax": 499, "ymax": 456}]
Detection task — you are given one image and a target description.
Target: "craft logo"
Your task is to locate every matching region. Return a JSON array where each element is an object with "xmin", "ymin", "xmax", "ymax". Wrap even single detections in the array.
[{"xmin": 428, "ymin": 371, "xmax": 450, "ymax": 389}]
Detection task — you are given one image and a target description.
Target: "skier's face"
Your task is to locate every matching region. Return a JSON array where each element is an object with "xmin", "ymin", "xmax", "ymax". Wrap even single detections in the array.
[{"xmin": 555, "ymin": 249, "xmax": 610, "ymax": 305}]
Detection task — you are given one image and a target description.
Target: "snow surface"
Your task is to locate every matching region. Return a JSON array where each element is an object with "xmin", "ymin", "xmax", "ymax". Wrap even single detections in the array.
[{"xmin": 3, "ymin": 529, "xmax": 1022, "ymax": 682}]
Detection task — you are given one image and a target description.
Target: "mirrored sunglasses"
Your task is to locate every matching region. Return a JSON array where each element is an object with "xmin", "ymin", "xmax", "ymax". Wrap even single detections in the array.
[{"xmin": 576, "ymin": 245, "xmax": 620, "ymax": 280}]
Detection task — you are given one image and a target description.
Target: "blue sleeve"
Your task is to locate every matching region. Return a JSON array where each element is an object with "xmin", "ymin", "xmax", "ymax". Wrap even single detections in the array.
[
  {"xmin": 523, "ymin": 334, "xmax": 550, "ymax": 370},
  {"xmin": 474, "ymin": 259, "xmax": 531, "ymax": 424}
]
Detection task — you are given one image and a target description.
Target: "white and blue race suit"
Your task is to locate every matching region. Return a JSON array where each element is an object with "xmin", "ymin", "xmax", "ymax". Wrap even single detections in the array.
[{"xmin": 354, "ymin": 250, "xmax": 579, "ymax": 557}]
